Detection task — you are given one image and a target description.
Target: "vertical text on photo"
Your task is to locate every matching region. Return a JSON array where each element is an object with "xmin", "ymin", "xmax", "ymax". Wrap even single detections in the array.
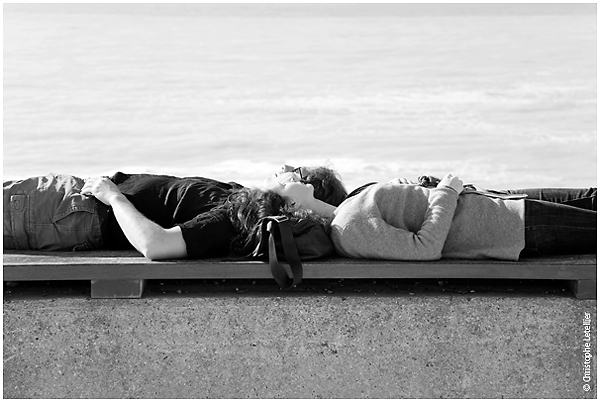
[{"xmin": 582, "ymin": 311, "xmax": 593, "ymax": 392}]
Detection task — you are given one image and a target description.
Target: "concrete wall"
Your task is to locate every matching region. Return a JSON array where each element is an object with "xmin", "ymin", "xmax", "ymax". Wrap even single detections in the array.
[{"xmin": 3, "ymin": 279, "xmax": 597, "ymax": 398}]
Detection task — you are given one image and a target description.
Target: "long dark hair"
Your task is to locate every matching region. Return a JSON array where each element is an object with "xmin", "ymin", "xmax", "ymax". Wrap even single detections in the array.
[
  {"xmin": 225, "ymin": 186, "xmax": 334, "ymax": 257},
  {"xmin": 225, "ymin": 166, "xmax": 346, "ymax": 256},
  {"xmin": 225, "ymin": 188, "xmax": 290, "ymax": 256}
]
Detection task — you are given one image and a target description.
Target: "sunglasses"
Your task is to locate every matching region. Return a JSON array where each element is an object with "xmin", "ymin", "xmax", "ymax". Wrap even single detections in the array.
[{"xmin": 292, "ymin": 167, "xmax": 307, "ymax": 182}]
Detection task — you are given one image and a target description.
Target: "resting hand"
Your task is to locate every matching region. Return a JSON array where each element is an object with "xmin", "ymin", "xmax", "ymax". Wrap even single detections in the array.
[
  {"xmin": 81, "ymin": 177, "xmax": 124, "ymax": 206},
  {"xmin": 397, "ymin": 177, "xmax": 418, "ymax": 185},
  {"xmin": 438, "ymin": 173, "xmax": 464, "ymax": 194},
  {"xmin": 417, "ymin": 175, "xmax": 441, "ymax": 188}
]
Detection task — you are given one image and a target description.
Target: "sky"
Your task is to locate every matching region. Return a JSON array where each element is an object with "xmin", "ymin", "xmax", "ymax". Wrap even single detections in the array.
[{"xmin": 4, "ymin": 3, "xmax": 596, "ymax": 17}]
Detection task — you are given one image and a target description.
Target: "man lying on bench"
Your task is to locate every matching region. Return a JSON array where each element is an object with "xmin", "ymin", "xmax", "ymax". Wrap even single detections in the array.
[{"xmin": 3, "ymin": 165, "xmax": 347, "ymax": 260}]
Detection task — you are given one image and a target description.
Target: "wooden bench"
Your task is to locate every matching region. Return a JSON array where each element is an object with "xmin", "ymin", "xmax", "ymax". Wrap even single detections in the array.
[{"xmin": 3, "ymin": 250, "xmax": 596, "ymax": 299}]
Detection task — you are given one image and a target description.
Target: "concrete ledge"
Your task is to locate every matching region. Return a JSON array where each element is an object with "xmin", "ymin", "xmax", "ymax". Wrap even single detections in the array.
[
  {"xmin": 4, "ymin": 255, "xmax": 596, "ymax": 398},
  {"xmin": 3, "ymin": 284, "xmax": 597, "ymax": 398}
]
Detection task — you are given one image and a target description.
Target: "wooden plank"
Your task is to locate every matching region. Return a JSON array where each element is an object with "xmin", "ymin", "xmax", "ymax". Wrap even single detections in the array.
[
  {"xmin": 2, "ymin": 259, "xmax": 597, "ymax": 281},
  {"xmin": 3, "ymin": 251, "xmax": 596, "ymax": 281},
  {"xmin": 4, "ymin": 250, "xmax": 596, "ymax": 266},
  {"xmin": 3, "ymin": 250, "xmax": 596, "ymax": 299}
]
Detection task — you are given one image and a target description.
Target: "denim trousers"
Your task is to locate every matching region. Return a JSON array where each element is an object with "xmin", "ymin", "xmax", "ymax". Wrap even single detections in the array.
[
  {"xmin": 505, "ymin": 187, "xmax": 596, "ymax": 211},
  {"xmin": 507, "ymin": 188, "xmax": 597, "ymax": 256},
  {"xmin": 3, "ymin": 174, "xmax": 107, "ymax": 251}
]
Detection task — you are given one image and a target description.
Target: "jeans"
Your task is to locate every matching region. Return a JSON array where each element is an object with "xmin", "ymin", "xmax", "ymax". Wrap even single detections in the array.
[
  {"xmin": 505, "ymin": 187, "xmax": 596, "ymax": 211},
  {"xmin": 510, "ymin": 188, "xmax": 597, "ymax": 257},
  {"xmin": 3, "ymin": 174, "xmax": 107, "ymax": 251}
]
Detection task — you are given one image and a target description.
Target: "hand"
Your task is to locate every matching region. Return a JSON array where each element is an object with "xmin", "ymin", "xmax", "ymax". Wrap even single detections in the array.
[
  {"xmin": 438, "ymin": 173, "xmax": 464, "ymax": 194},
  {"xmin": 81, "ymin": 177, "xmax": 123, "ymax": 206},
  {"xmin": 397, "ymin": 177, "xmax": 417, "ymax": 185},
  {"xmin": 418, "ymin": 175, "xmax": 441, "ymax": 188}
]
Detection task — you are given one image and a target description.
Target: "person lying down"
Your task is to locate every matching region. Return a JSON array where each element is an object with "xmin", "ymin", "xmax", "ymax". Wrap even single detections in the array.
[
  {"xmin": 5, "ymin": 166, "xmax": 596, "ymax": 261},
  {"xmin": 284, "ymin": 172, "xmax": 597, "ymax": 261}
]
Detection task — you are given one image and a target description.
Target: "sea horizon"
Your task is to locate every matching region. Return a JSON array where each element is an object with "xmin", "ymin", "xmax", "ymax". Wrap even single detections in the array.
[{"xmin": 4, "ymin": 4, "xmax": 596, "ymax": 192}]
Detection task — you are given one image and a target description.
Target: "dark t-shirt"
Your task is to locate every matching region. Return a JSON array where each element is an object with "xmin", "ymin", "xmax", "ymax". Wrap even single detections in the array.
[{"xmin": 102, "ymin": 172, "xmax": 243, "ymax": 258}]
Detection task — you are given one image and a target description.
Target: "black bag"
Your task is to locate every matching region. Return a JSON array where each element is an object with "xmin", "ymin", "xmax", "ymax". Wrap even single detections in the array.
[{"xmin": 252, "ymin": 216, "xmax": 335, "ymax": 289}]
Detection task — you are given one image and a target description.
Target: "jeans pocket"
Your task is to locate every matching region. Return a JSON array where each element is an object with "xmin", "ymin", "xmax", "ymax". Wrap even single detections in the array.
[
  {"xmin": 51, "ymin": 195, "xmax": 97, "ymax": 227},
  {"xmin": 4, "ymin": 194, "xmax": 30, "ymax": 250},
  {"xmin": 36, "ymin": 195, "xmax": 100, "ymax": 250},
  {"xmin": 4, "ymin": 174, "xmax": 104, "ymax": 251}
]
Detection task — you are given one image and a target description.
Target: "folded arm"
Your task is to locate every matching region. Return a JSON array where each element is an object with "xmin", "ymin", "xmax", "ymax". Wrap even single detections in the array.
[
  {"xmin": 336, "ymin": 174, "xmax": 464, "ymax": 260},
  {"xmin": 341, "ymin": 187, "xmax": 460, "ymax": 260}
]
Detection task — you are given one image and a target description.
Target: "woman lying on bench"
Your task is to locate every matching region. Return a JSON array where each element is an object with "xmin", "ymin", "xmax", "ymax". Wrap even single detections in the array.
[{"xmin": 281, "ymin": 172, "xmax": 596, "ymax": 261}]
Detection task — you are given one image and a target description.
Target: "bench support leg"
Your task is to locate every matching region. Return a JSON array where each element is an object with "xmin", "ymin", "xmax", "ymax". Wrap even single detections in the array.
[
  {"xmin": 91, "ymin": 279, "xmax": 146, "ymax": 299},
  {"xmin": 569, "ymin": 280, "xmax": 597, "ymax": 300}
]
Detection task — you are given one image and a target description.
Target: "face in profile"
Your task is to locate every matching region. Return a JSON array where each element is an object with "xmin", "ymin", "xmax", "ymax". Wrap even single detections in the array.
[
  {"xmin": 266, "ymin": 164, "xmax": 308, "ymax": 181},
  {"xmin": 262, "ymin": 170, "xmax": 315, "ymax": 210}
]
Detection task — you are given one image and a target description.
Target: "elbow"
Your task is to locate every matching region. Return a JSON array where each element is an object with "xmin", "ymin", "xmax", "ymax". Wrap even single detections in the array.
[
  {"xmin": 139, "ymin": 234, "xmax": 186, "ymax": 261},
  {"xmin": 138, "ymin": 244, "xmax": 161, "ymax": 260},
  {"xmin": 422, "ymin": 251, "xmax": 443, "ymax": 261},
  {"xmin": 142, "ymin": 249, "xmax": 163, "ymax": 261},
  {"xmin": 142, "ymin": 248, "xmax": 177, "ymax": 261},
  {"xmin": 138, "ymin": 238, "xmax": 169, "ymax": 261},
  {"xmin": 413, "ymin": 244, "xmax": 443, "ymax": 261},
  {"xmin": 421, "ymin": 244, "xmax": 444, "ymax": 260},
  {"xmin": 412, "ymin": 236, "xmax": 444, "ymax": 260}
]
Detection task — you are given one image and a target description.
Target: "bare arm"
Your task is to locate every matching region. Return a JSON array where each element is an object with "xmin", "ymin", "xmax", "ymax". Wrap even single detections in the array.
[{"xmin": 82, "ymin": 177, "xmax": 187, "ymax": 260}]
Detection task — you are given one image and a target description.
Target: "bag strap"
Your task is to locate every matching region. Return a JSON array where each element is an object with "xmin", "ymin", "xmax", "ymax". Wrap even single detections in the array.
[{"xmin": 265, "ymin": 217, "xmax": 303, "ymax": 289}]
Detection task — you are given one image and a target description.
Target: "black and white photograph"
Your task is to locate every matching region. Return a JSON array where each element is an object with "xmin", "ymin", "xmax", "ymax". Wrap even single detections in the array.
[{"xmin": 3, "ymin": 3, "xmax": 596, "ymax": 399}]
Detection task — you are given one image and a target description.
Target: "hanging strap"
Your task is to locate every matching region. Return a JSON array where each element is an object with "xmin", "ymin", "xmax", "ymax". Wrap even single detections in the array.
[{"xmin": 265, "ymin": 217, "xmax": 303, "ymax": 289}]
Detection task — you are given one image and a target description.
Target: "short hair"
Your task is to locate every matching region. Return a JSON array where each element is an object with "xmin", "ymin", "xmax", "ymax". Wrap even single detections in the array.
[{"xmin": 302, "ymin": 166, "xmax": 347, "ymax": 207}]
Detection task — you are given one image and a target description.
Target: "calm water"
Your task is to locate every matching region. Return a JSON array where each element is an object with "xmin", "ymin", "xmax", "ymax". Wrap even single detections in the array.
[{"xmin": 3, "ymin": 5, "xmax": 597, "ymax": 192}]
